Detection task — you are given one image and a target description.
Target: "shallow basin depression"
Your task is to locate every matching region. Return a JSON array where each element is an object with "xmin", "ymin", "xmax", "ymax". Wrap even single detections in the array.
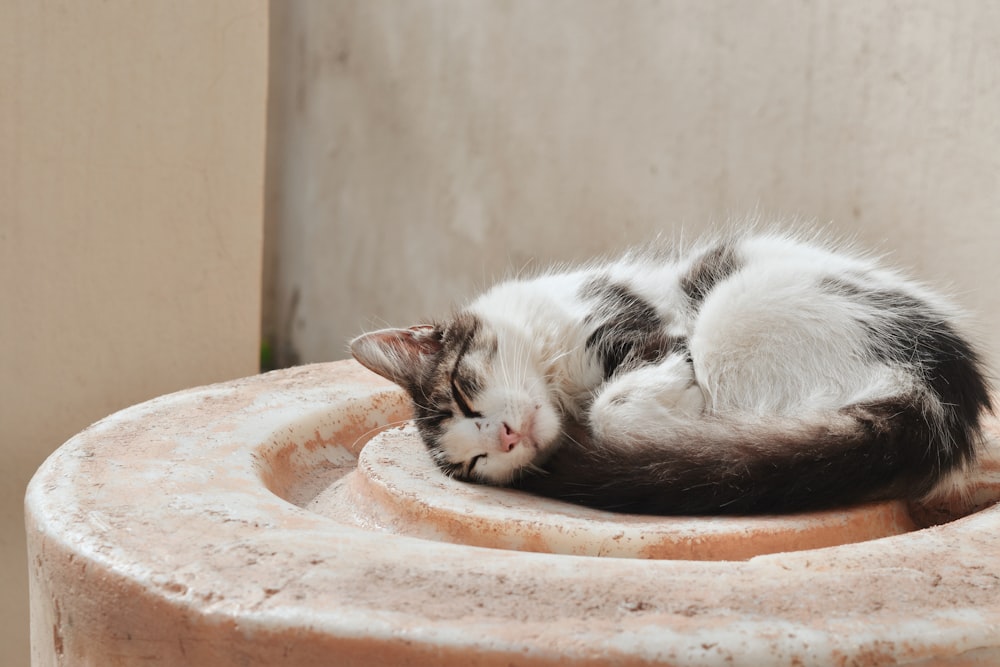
[{"xmin": 26, "ymin": 361, "xmax": 1000, "ymax": 666}]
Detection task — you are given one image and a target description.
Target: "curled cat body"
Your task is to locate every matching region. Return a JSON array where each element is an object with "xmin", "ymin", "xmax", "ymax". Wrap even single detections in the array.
[{"xmin": 351, "ymin": 229, "xmax": 993, "ymax": 514}]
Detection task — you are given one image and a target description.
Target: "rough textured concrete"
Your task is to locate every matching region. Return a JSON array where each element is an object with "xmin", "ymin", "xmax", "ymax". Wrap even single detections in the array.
[{"xmin": 26, "ymin": 361, "xmax": 1000, "ymax": 666}]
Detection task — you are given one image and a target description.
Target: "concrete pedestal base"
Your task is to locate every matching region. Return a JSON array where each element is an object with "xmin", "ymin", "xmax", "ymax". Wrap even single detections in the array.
[{"xmin": 26, "ymin": 361, "xmax": 1000, "ymax": 666}]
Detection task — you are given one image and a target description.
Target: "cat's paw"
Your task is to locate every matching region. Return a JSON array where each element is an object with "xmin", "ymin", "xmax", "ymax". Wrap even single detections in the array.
[{"xmin": 589, "ymin": 357, "xmax": 706, "ymax": 443}]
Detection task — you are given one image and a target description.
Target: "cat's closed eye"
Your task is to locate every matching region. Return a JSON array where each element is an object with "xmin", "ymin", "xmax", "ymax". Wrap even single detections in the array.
[
  {"xmin": 469, "ymin": 453, "xmax": 487, "ymax": 472},
  {"xmin": 450, "ymin": 373, "xmax": 482, "ymax": 419}
]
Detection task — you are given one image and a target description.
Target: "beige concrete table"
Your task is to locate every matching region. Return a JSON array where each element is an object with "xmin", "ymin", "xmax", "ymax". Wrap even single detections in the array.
[{"xmin": 25, "ymin": 361, "xmax": 1000, "ymax": 666}]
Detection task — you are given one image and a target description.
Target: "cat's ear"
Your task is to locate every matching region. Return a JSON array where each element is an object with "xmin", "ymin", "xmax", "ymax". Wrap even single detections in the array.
[{"xmin": 350, "ymin": 325, "xmax": 443, "ymax": 387}]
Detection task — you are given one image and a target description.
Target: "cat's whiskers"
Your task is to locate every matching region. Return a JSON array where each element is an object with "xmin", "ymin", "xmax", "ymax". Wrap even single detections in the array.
[
  {"xmin": 413, "ymin": 384, "xmax": 441, "ymax": 417},
  {"xmin": 348, "ymin": 415, "xmax": 425, "ymax": 452},
  {"xmin": 499, "ymin": 339, "xmax": 513, "ymax": 389},
  {"xmin": 498, "ymin": 331, "xmax": 531, "ymax": 401},
  {"xmin": 511, "ymin": 460, "xmax": 549, "ymax": 484},
  {"xmin": 512, "ymin": 333, "xmax": 529, "ymax": 389},
  {"xmin": 545, "ymin": 348, "xmax": 573, "ymax": 366}
]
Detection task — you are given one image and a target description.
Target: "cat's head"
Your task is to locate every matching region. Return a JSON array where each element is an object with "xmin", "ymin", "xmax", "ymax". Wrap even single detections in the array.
[{"xmin": 350, "ymin": 312, "xmax": 563, "ymax": 485}]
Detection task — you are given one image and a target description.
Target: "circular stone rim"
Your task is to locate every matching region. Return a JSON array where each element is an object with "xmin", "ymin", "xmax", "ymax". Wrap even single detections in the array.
[
  {"xmin": 25, "ymin": 360, "xmax": 1000, "ymax": 665},
  {"xmin": 300, "ymin": 423, "xmax": 918, "ymax": 560}
]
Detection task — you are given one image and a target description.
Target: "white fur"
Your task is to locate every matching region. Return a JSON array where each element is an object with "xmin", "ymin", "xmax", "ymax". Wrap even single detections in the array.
[{"xmin": 351, "ymin": 228, "xmax": 988, "ymax": 507}]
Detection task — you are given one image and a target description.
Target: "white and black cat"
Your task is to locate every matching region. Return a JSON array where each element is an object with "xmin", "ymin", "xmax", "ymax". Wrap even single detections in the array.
[{"xmin": 351, "ymin": 230, "xmax": 993, "ymax": 514}]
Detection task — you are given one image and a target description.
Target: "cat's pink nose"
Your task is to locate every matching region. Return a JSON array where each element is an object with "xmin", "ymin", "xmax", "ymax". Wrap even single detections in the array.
[{"xmin": 499, "ymin": 422, "xmax": 521, "ymax": 452}]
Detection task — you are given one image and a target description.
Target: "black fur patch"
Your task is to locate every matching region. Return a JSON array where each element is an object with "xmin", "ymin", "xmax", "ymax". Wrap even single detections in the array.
[
  {"xmin": 820, "ymin": 279, "xmax": 993, "ymax": 475},
  {"xmin": 581, "ymin": 278, "xmax": 684, "ymax": 378},
  {"xmin": 680, "ymin": 242, "xmax": 741, "ymax": 306}
]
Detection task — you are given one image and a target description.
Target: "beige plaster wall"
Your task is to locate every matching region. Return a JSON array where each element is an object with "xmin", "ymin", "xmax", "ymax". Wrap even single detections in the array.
[
  {"xmin": 265, "ymin": 1, "xmax": 1000, "ymax": 371},
  {"xmin": 1, "ymin": 2, "xmax": 268, "ymax": 664}
]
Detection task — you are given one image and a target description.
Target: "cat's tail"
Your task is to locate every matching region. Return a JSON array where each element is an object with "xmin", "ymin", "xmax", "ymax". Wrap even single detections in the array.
[{"xmin": 515, "ymin": 390, "xmax": 993, "ymax": 515}]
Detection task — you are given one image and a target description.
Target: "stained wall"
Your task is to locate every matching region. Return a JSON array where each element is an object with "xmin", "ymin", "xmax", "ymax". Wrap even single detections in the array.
[
  {"xmin": 0, "ymin": 3, "xmax": 268, "ymax": 664},
  {"xmin": 265, "ymin": 1, "xmax": 1000, "ymax": 370}
]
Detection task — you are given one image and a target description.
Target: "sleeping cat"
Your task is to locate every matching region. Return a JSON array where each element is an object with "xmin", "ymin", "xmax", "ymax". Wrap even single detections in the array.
[{"xmin": 350, "ymin": 230, "xmax": 993, "ymax": 514}]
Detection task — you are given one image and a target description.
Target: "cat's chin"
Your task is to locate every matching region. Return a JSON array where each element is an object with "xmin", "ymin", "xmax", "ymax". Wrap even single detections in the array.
[
  {"xmin": 482, "ymin": 432, "xmax": 569, "ymax": 486},
  {"xmin": 475, "ymin": 436, "xmax": 560, "ymax": 487}
]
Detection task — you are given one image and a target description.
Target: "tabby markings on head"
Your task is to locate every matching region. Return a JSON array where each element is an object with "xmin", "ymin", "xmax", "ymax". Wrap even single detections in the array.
[{"xmin": 409, "ymin": 313, "xmax": 486, "ymax": 447}]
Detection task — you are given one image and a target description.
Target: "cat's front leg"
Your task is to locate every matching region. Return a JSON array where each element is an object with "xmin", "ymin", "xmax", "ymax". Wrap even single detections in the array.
[{"xmin": 588, "ymin": 355, "xmax": 706, "ymax": 445}]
